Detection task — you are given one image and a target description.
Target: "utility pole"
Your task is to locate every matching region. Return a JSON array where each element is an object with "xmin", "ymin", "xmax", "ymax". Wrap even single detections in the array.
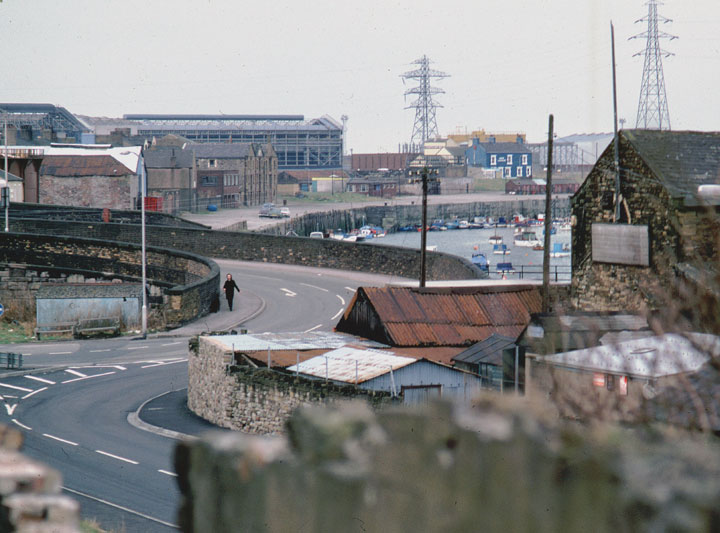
[
  {"xmin": 612, "ymin": 22, "xmax": 622, "ymax": 222},
  {"xmin": 3, "ymin": 110, "xmax": 8, "ymax": 232},
  {"xmin": 542, "ymin": 115, "xmax": 554, "ymax": 313},
  {"xmin": 409, "ymin": 166, "xmax": 438, "ymax": 287}
]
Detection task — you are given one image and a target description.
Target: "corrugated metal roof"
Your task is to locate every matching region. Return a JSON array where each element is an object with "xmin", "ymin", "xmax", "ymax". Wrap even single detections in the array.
[
  {"xmin": 538, "ymin": 333, "xmax": 720, "ymax": 378},
  {"xmin": 205, "ymin": 331, "xmax": 386, "ymax": 353},
  {"xmin": 286, "ymin": 346, "xmax": 417, "ymax": 384},
  {"xmin": 337, "ymin": 286, "xmax": 541, "ymax": 347},
  {"xmin": 44, "ymin": 145, "xmax": 141, "ymax": 174},
  {"xmin": 452, "ymin": 333, "xmax": 516, "ymax": 366}
]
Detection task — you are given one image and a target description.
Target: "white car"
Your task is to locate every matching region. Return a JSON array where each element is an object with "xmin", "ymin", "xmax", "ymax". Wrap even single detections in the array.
[{"xmin": 280, "ymin": 207, "xmax": 290, "ymax": 217}]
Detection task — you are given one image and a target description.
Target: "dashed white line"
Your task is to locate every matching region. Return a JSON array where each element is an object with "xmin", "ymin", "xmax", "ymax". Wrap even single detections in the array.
[
  {"xmin": 22, "ymin": 387, "xmax": 47, "ymax": 400},
  {"xmin": 89, "ymin": 349, "xmax": 111, "ymax": 353},
  {"xmin": 344, "ymin": 286, "xmax": 356, "ymax": 292},
  {"xmin": 336, "ymin": 294, "xmax": 346, "ymax": 306},
  {"xmin": 43, "ymin": 433, "xmax": 78, "ymax": 446},
  {"xmin": 161, "ymin": 342, "xmax": 183, "ymax": 346},
  {"xmin": 281, "ymin": 288, "xmax": 297, "ymax": 297},
  {"xmin": 0, "ymin": 382, "xmax": 33, "ymax": 393},
  {"xmin": 304, "ymin": 324, "xmax": 322, "ymax": 333},
  {"xmin": 49, "ymin": 351, "xmax": 72, "ymax": 355},
  {"xmin": 140, "ymin": 359, "xmax": 187, "ymax": 369},
  {"xmin": 300, "ymin": 283, "xmax": 329, "ymax": 292},
  {"xmin": 62, "ymin": 371, "xmax": 116, "ymax": 384},
  {"xmin": 126, "ymin": 346, "xmax": 149, "ymax": 351},
  {"xmin": 158, "ymin": 469, "xmax": 178, "ymax": 477},
  {"xmin": 12, "ymin": 419, "xmax": 31, "ymax": 431},
  {"xmin": 62, "ymin": 486, "xmax": 179, "ymax": 529},
  {"xmin": 95, "ymin": 450, "xmax": 139, "ymax": 465},
  {"xmin": 25, "ymin": 375, "xmax": 56, "ymax": 385},
  {"xmin": 331, "ymin": 308, "xmax": 345, "ymax": 321},
  {"xmin": 65, "ymin": 369, "xmax": 87, "ymax": 378}
]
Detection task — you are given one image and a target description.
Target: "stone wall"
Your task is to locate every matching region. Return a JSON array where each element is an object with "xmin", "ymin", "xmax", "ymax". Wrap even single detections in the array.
[
  {"xmin": 571, "ymin": 137, "xmax": 683, "ymax": 311},
  {"xmin": 174, "ymin": 399, "xmax": 720, "ymax": 533},
  {"xmin": 39, "ymin": 174, "xmax": 137, "ymax": 210},
  {"xmin": 10, "ymin": 220, "xmax": 485, "ymax": 282},
  {"xmin": 188, "ymin": 336, "xmax": 393, "ymax": 434},
  {"xmin": 0, "ymin": 424, "xmax": 80, "ymax": 532},
  {"xmin": 0, "ymin": 233, "xmax": 220, "ymax": 329}
]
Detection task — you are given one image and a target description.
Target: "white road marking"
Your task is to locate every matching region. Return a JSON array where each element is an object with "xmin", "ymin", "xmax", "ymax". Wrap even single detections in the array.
[
  {"xmin": 281, "ymin": 288, "xmax": 297, "ymax": 297},
  {"xmin": 161, "ymin": 342, "xmax": 183, "ymax": 346},
  {"xmin": 126, "ymin": 346, "xmax": 149, "ymax": 350},
  {"xmin": 304, "ymin": 324, "xmax": 322, "ymax": 333},
  {"xmin": 158, "ymin": 469, "xmax": 178, "ymax": 477},
  {"xmin": 336, "ymin": 294, "xmax": 346, "ymax": 306},
  {"xmin": 89, "ymin": 349, "xmax": 111, "ymax": 353},
  {"xmin": 49, "ymin": 351, "xmax": 72, "ymax": 355},
  {"xmin": 331, "ymin": 308, "xmax": 345, "ymax": 320},
  {"xmin": 344, "ymin": 287, "xmax": 356, "ymax": 292},
  {"xmin": 22, "ymin": 387, "xmax": 47, "ymax": 400},
  {"xmin": 25, "ymin": 375, "xmax": 55, "ymax": 385},
  {"xmin": 12, "ymin": 419, "xmax": 31, "ymax": 431},
  {"xmin": 300, "ymin": 283, "xmax": 329, "ymax": 292},
  {"xmin": 65, "ymin": 369, "xmax": 87, "ymax": 378},
  {"xmin": 0, "ymin": 382, "xmax": 33, "ymax": 393},
  {"xmin": 4, "ymin": 403, "xmax": 17, "ymax": 415},
  {"xmin": 62, "ymin": 486, "xmax": 179, "ymax": 529},
  {"xmin": 62, "ymin": 371, "xmax": 115, "ymax": 384},
  {"xmin": 43, "ymin": 433, "xmax": 78, "ymax": 446},
  {"xmin": 95, "ymin": 450, "xmax": 139, "ymax": 465},
  {"xmin": 140, "ymin": 359, "xmax": 187, "ymax": 369}
]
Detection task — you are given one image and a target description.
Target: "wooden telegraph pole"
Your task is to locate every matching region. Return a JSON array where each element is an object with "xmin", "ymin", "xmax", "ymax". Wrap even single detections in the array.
[{"xmin": 542, "ymin": 115, "xmax": 554, "ymax": 313}]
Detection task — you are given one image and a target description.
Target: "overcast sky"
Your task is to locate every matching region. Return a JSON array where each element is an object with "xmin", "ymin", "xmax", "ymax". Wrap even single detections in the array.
[{"xmin": 1, "ymin": 0, "xmax": 718, "ymax": 152}]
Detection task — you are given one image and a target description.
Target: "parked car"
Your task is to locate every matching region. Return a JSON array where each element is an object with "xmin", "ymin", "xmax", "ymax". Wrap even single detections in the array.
[
  {"xmin": 258, "ymin": 203, "xmax": 275, "ymax": 217},
  {"xmin": 280, "ymin": 207, "xmax": 290, "ymax": 217},
  {"xmin": 309, "ymin": 231, "xmax": 324, "ymax": 239}
]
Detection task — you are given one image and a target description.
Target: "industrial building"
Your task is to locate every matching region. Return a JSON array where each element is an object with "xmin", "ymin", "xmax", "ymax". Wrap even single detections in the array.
[{"xmin": 85, "ymin": 114, "xmax": 343, "ymax": 171}]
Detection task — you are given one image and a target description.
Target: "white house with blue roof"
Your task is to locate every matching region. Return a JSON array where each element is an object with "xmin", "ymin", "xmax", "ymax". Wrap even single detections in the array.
[{"xmin": 465, "ymin": 137, "xmax": 532, "ymax": 178}]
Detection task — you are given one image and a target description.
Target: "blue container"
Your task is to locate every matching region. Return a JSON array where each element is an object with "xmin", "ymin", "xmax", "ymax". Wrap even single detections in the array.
[{"xmin": 207, "ymin": 204, "xmax": 218, "ymax": 212}]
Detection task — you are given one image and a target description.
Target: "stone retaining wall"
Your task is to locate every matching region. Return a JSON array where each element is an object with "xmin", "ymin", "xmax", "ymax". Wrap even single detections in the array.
[
  {"xmin": 0, "ymin": 233, "xmax": 220, "ymax": 329},
  {"xmin": 10, "ymin": 220, "xmax": 485, "ymax": 282},
  {"xmin": 188, "ymin": 336, "xmax": 392, "ymax": 434}
]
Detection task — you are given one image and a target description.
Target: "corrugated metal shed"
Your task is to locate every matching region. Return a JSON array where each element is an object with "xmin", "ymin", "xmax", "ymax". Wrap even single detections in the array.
[
  {"xmin": 537, "ymin": 333, "xmax": 720, "ymax": 379},
  {"xmin": 336, "ymin": 285, "xmax": 542, "ymax": 347},
  {"xmin": 453, "ymin": 333, "xmax": 516, "ymax": 367},
  {"xmin": 287, "ymin": 346, "xmax": 416, "ymax": 384}
]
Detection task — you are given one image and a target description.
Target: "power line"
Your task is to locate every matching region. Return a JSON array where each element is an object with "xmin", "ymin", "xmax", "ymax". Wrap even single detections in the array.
[
  {"xmin": 630, "ymin": 0, "xmax": 677, "ymax": 130},
  {"xmin": 400, "ymin": 56, "xmax": 449, "ymax": 150}
]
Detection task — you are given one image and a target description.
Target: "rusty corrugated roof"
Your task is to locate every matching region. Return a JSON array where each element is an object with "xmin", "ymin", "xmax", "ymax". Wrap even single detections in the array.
[
  {"xmin": 40, "ymin": 155, "xmax": 133, "ymax": 177},
  {"xmin": 337, "ymin": 285, "xmax": 541, "ymax": 347}
]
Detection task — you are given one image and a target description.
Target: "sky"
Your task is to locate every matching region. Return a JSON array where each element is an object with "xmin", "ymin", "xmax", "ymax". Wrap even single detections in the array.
[{"xmin": 0, "ymin": 0, "xmax": 718, "ymax": 152}]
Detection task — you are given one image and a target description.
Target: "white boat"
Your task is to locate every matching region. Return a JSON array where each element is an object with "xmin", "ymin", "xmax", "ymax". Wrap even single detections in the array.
[
  {"xmin": 514, "ymin": 231, "xmax": 541, "ymax": 247},
  {"xmin": 493, "ymin": 244, "xmax": 510, "ymax": 255},
  {"xmin": 550, "ymin": 242, "xmax": 570, "ymax": 257}
]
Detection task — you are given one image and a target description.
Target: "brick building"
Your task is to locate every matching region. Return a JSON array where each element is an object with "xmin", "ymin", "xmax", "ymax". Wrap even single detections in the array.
[
  {"xmin": 571, "ymin": 130, "xmax": 720, "ymax": 313},
  {"xmin": 190, "ymin": 143, "xmax": 277, "ymax": 208}
]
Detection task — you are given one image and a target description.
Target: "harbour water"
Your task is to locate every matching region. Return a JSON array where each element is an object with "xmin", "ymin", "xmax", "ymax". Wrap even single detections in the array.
[{"xmin": 368, "ymin": 225, "xmax": 572, "ymax": 281}]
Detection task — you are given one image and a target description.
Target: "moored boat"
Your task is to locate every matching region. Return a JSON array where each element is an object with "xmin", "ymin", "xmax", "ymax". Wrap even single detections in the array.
[{"xmin": 514, "ymin": 230, "xmax": 541, "ymax": 247}]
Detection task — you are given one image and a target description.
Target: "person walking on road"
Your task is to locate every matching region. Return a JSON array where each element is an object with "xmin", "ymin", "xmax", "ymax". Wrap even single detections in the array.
[{"xmin": 222, "ymin": 273, "xmax": 240, "ymax": 311}]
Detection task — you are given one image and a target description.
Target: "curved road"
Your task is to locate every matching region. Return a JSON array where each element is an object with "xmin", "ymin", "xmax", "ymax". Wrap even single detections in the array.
[{"xmin": 0, "ymin": 260, "xmax": 405, "ymax": 531}]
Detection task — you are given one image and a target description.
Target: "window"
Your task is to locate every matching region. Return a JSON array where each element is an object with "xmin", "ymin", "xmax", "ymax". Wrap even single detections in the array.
[
  {"xmin": 517, "ymin": 166, "xmax": 523, "ymax": 177},
  {"xmin": 490, "ymin": 154, "xmax": 497, "ymax": 166},
  {"xmin": 507, "ymin": 154, "xmax": 513, "ymax": 165},
  {"xmin": 526, "ymin": 166, "xmax": 532, "ymax": 177},
  {"xmin": 208, "ymin": 159, "xmax": 217, "ymax": 168},
  {"xmin": 201, "ymin": 175, "xmax": 217, "ymax": 186},
  {"xmin": 504, "ymin": 167, "xmax": 511, "ymax": 178},
  {"xmin": 522, "ymin": 154, "xmax": 528, "ymax": 165}
]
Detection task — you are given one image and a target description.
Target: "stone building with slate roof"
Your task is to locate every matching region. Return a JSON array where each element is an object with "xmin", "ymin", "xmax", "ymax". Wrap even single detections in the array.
[
  {"xmin": 189, "ymin": 142, "xmax": 277, "ymax": 208},
  {"xmin": 571, "ymin": 130, "xmax": 720, "ymax": 317},
  {"xmin": 144, "ymin": 146, "xmax": 196, "ymax": 214}
]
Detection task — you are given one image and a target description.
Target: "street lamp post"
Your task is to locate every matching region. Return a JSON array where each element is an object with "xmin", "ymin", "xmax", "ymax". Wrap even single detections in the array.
[
  {"xmin": 3, "ymin": 111, "xmax": 8, "ymax": 232},
  {"xmin": 140, "ymin": 165, "xmax": 147, "ymax": 338}
]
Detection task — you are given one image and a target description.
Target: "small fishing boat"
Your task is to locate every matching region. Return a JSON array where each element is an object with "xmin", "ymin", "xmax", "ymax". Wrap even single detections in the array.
[
  {"xmin": 514, "ymin": 230, "xmax": 542, "ymax": 247},
  {"xmin": 550, "ymin": 242, "xmax": 571, "ymax": 258},
  {"xmin": 493, "ymin": 243, "xmax": 510, "ymax": 255},
  {"xmin": 471, "ymin": 252, "xmax": 490, "ymax": 275}
]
